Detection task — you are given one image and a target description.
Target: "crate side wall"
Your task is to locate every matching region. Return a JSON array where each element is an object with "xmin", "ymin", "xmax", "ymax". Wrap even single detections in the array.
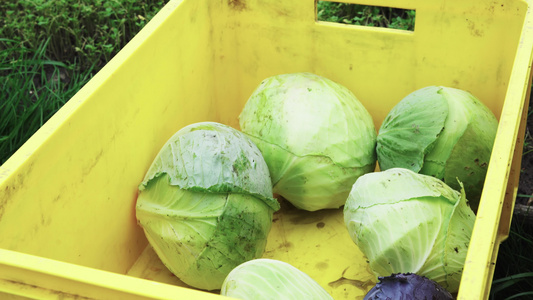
[
  {"xmin": 0, "ymin": 0, "xmax": 217, "ymax": 274},
  {"xmin": 215, "ymin": 0, "xmax": 526, "ymax": 129}
]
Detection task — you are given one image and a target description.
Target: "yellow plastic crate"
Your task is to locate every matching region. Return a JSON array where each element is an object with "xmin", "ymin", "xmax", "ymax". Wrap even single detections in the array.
[{"xmin": 1, "ymin": 0, "xmax": 532, "ymax": 299}]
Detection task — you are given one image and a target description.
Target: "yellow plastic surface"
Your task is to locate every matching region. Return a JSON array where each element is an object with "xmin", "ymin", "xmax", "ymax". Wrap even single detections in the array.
[{"xmin": 0, "ymin": 0, "xmax": 532, "ymax": 299}]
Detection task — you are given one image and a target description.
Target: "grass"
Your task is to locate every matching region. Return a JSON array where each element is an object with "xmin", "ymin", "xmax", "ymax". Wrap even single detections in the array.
[
  {"xmin": 1, "ymin": 0, "xmax": 532, "ymax": 298},
  {"xmin": 522, "ymin": 109, "xmax": 533, "ymax": 157},
  {"xmin": 0, "ymin": 38, "xmax": 95, "ymax": 164},
  {"xmin": 1, "ymin": 0, "xmax": 167, "ymax": 72},
  {"xmin": 0, "ymin": 0, "xmax": 167, "ymax": 165},
  {"xmin": 317, "ymin": 1, "xmax": 416, "ymax": 30},
  {"xmin": 491, "ymin": 218, "xmax": 533, "ymax": 299}
]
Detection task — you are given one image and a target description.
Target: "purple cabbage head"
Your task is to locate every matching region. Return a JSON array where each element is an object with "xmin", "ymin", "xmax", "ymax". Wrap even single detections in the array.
[{"xmin": 364, "ymin": 273, "xmax": 454, "ymax": 300}]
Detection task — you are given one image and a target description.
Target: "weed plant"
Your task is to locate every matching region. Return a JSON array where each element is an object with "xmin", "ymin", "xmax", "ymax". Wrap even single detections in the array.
[
  {"xmin": 0, "ymin": 39, "xmax": 94, "ymax": 164},
  {"xmin": 0, "ymin": 0, "xmax": 167, "ymax": 164},
  {"xmin": 0, "ymin": 0, "xmax": 167, "ymax": 72},
  {"xmin": 317, "ymin": 1, "xmax": 415, "ymax": 30},
  {"xmin": 491, "ymin": 217, "xmax": 533, "ymax": 299}
]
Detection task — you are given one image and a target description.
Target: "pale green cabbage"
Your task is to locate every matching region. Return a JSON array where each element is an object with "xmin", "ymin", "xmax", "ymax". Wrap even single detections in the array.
[
  {"xmin": 136, "ymin": 122, "xmax": 279, "ymax": 291},
  {"xmin": 239, "ymin": 72, "xmax": 377, "ymax": 211},
  {"xmin": 376, "ymin": 86, "xmax": 498, "ymax": 211},
  {"xmin": 221, "ymin": 259, "xmax": 333, "ymax": 299},
  {"xmin": 343, "ymin": 168, "xmax": 476, "ymax": 293}
]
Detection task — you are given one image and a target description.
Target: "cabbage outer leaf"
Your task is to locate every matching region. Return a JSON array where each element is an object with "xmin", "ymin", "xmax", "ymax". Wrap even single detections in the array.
[
  {"xmin": 139, "ymin": 122, "xmax": 279, "ymax": 210},
  {"xmin": 343, "ymin": 168, "xmax": 475, "ymax": 293},
  {"xmin": 137, "ymin": 175, "xmax": 273, "ymax": 290},
  {"xmin": 377, "ymin": 86, "xmax": 498, "ymax": 210},
  {"xmin": 239, "ymin": 72, "xmax": 376, "ymax": 168},
  {"xmin": 136, "ymin": 122, "xmax": 278, "ymax": 290},
  {"xmin": 441, "ymin": 88, "xmax": 498, "ymax": 210},
  {"xmin": 247, "ymin": 136, "xmax": 375, "ymax": 211},
  {"xmin": 377, "ymin": 87, "xmax": 448, "ymax": 172},
  {"xmin": 221, "ymin": 258, "xmax": 333, "ymax": 299},
  {"xmin": 239, "ymin": 73, "xmax": 376, "ymax": 210}
]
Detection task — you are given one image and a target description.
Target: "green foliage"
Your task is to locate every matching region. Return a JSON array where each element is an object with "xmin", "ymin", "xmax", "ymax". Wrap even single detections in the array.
[
  {"xmin": 0, "ymin": 0, "xmax": 167, "ymax": 72},
  {"xmin": 491, "ymin": 219, "xmax": 533, "ymax": 299},
  {"xmin": 522, "ymin": 108, "xmax": 533, "ymax": 156},
  {"xmin": 0, "ymin": 39, "xmax": 94, "ymax": 164},
  {"xmin": 0, "ymin": 0, "xmax": 168, "ymax": 164},
  {"xmin": 317, "ymin": 1, "xmax": 415, "ymax": 31}
]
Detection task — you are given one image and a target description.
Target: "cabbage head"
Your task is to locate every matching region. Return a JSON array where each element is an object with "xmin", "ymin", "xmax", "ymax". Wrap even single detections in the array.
[
  {"xmin": 364, "ymin": 273, "xmax": 453, "ymax": 300},
  {"xmin": 376, "ymin": 86, "xmax": 498, "ymax": 211},
  {"xmin": 136, "ymin": 122, "xmax": 280, "ymax": 291},
  {"xmin": 343, "ymin": 168, "xmax": 476, "ymax": 293},
  {"xmin": 239, "ymin": 72, "xmax": 377, "ymax": 211},
  {"xmin": 221, "ymin": 258, "xmax": 333, "ymax": 300}
]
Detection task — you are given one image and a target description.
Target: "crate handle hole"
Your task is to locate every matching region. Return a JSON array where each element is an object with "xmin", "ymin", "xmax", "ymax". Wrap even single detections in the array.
[{"xmin": 316, "ymin": 1, "xmax": 416, "ymax": 32}]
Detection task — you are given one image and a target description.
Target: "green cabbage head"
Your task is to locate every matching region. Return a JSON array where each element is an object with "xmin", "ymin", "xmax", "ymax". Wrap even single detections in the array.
[
  {"xmin": 343, "ymin": 168, "xmax": 476, "ymax": 293},
  {"xmin": 136, "ymin": 122, "xmax": 280, "ymax": 291},
  {"xmin": 239, "ymin": 72, "xmax": 377, "ymax": 211},
  {"xmin": 376, "ymin": 86, "xmax": 498, "ymax": 211},
  {"xmin": 221, "ymin": 258, "xmax": 333, "ymax": 299}
]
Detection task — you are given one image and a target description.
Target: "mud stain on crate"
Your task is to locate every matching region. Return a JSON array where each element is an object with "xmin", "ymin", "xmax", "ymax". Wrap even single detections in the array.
[
  {"xmin": 228, "ymin": 0, "xmax": 246, "ymax": 11},
  {"xmin": 328, "ymin": 267, "xmax": 375, "ymax": 290}
]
